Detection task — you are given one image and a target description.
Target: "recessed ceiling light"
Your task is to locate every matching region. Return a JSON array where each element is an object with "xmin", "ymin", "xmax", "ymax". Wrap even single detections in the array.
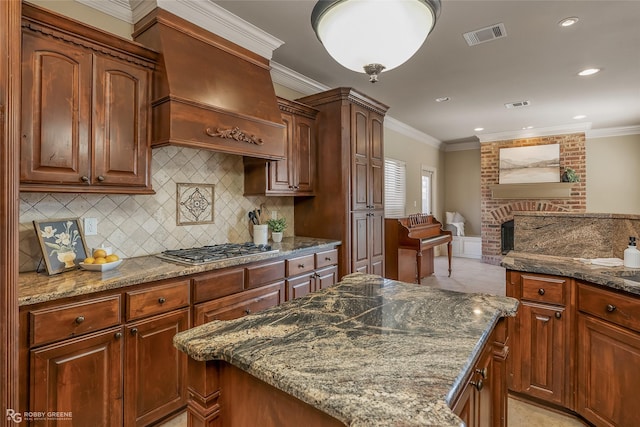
[
  {"xmin": 559, "ymin": 17, "xmax": 579, "ymax": 27},
  {"xmin": 573, "ymin": 115, "xmax": 587, "ymax": 120},
  {"xmin": 522, "ymin": 126, "xmax": 534, "ymax": 130},
  {"xmin": 474, "ymin": 127, "xmax": 484, "ymax": 132},
  {"xmin": 578, "ymin": 68, "xmax": 600, "ymax": 76},
  {"xmin": 435, "ymin": 96, "xmax": 450, "ymax": 103}
]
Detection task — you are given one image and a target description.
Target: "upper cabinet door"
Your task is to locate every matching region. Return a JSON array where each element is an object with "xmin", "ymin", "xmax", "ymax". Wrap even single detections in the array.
[
  {"xmin": 93, "ymin": 55, "xmax": 150, "ymax": 188},
  {"xmin": 20, "ymin": 32, "xmax": 91, "ymax": 185},
  {"xmin": 268, "ymin": 111, "xmax": 294, "ymax": 193},
  {"xmin": 351, "ymin": 104, "xmax": 370, "ymax": 211},
  {"xmin": 293, "ymin": 114, "xmax": 316, "ymax": 194},
  {"xmin": 369, "ymin": 113, "xmax": 384, "ymax": 210}
]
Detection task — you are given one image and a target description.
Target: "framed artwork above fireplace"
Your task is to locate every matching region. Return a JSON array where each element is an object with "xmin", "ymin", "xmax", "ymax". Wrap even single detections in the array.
[{"xmin": 499, "ymin": 144, "xmax": 560, "ymax": 184}]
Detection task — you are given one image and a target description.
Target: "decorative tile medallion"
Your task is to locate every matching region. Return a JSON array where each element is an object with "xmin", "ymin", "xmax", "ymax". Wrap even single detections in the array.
[{"xmin": 177, "ymin": 183, "xmax": 215, "ymax": 225}]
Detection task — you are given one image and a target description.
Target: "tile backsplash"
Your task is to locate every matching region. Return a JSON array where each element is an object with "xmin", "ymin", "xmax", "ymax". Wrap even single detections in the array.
[{"xmin": 19, "ymin": 146, "xmax": 293, "ymax": 272}]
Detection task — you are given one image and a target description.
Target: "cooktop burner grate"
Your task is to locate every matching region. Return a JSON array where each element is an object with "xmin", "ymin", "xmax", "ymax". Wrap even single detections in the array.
[{"xmin": 158, "ymin": 242, "xmax": 278, "ymax": 265}]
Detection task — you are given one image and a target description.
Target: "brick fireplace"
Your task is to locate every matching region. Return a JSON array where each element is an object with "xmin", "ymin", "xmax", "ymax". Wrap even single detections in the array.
[{"xmin": 481, "ymin": 133, "xmax": 587, "ymax": 264}]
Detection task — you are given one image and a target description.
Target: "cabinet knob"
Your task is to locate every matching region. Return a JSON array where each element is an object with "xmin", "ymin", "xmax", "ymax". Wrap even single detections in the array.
[
  {"xmin": 244, "ymin": 309, "xmax": 251, "ymax": 315},
  {"xmin": 475, "ymin": 368, "xmax": 488, "ymax": 379},
  {"xmin": 289, "ymin": 185, "xmax": 294, "ymax": 189},
  {"xmin": 130, "ymin": 328, "xmax": 138, "ymax": 335},
  {"xmin": 325, "ymin": 257, "xmax": 332, "ymax": 261},
  {"xmin": 470, "ymin": 379, "xmax": 484, "ymax": 392},
  {"xmin": 158, "ymin": 297, "xmax": 166, "ymax": 304},
  {"xmin": 606, "ymin": 304, "xmax": 617, "ymax": 313},
  {"xmin": 97, "ymin": 175, "xmax": 105, "ymax": 182},
  {"xmin": 555, "ymin": 311, "xmax": 562, "ymax": 319},
  {"xmin": 81, "ymin": 176, "xmax": 90, "ymax": 183},
  {"xmin": 538, "ymin": 288, "xmax": 545, "ymax": 296},
  {"xmin": 114, "ymin": 332, "xmax": 122, "ymax": 339},
  {"xmin": 75, "ymin": 316, "xmax": 85, "ymax": 324},
  {"xmin": 298, "ymin": 264, "xmax": 305, "ymax": 268}
]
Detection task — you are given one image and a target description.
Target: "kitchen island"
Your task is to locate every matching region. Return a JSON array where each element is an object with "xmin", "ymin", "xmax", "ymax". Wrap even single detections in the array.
[{"xmin": 173, "ymin": 272, "xmax": 518, "ymax": 426}]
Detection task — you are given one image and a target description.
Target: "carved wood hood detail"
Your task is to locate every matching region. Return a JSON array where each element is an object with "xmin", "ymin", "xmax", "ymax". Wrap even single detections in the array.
[{"xmin": 133, "ymin": 8, "xmax": 285, "ymax": 160}]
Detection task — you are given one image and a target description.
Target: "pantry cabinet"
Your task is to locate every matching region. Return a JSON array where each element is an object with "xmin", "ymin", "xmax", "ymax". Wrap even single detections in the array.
[
  {"xmin": 20, "ymin": 4, "xmax": 156, "ymax": 194},
  {"xmin": 295, "ymin": 88, "xmax": 388, "ymax": 277},
  {"xmin": 244, "ymin": 97, "xmax": 318, "ymax": 196}
]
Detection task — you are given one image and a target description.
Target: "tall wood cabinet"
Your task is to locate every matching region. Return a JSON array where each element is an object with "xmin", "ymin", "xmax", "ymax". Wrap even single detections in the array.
[
  {"xmin": 20, "ymin": 4, "xmax": 156, "ymax": 194},
  {"xmin": 295, "ymin": 88, "xmax": 388, "ymax": 278},
  {"xmin": 244, "ymin": 97, "xmax": 318, "ymax": 196}
]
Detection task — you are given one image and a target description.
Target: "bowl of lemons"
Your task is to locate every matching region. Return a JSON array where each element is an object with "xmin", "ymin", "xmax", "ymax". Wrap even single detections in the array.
[{"xmin": 80, "ymin": 248, "xmax": 122, "ymax": 271}]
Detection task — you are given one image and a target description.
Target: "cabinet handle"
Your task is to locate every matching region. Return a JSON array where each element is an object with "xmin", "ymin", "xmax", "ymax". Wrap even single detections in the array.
[
  {"xmin": 470, "ymin": 379, "xmax": 484, "ymax": 391},
  {"xmin": 80, "ymin": 176, "xmax": 90, "ymax": 183},
  {"xmin": 158, "ymin": 297, "xmax": 166, "ymax": 304},
  {"xmin": 114, "ymin": 332, "xmax": 122, "ymax": 339},
  {"xmin": 130, "ymin": 328, "xmax": 138, "ymax": 335},
  {"xmin": 97, "ymin": 175, "xmax": 105, "ymax": 182},
  {"xmin": 475, "ymin": 368, "xmax": 487, "ymax": 379},
  {"xmin": 538, "ymin": 288, "xmax": 545, "ymax": 295},
  {"xmin": 298, "ymin": 264, "xmax": 305, "ymax": 268},
  {"xmin": 606, "ymin": 304, "xmax": 617, "ymax": 313},
  {"xmin": 244, "ymin": 309, "xmax": 251, "ymax": 315},
  {"xmin": 289, "ymin": 185, "xmax": 294, "ymax": 189},
  {"xmin": 75, "ymin": 316, "xmax": 85, "ymax": 324},
  {"xmin": 325, "ymin": 257, "xmax": 332, "ymax": 261},
  {"xmin": 555, "ymin": 312, "xmax": 562, "ymax": 319}
]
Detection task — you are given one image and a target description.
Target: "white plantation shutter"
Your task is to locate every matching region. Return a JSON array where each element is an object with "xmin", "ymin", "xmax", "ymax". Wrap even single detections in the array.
[{"xmin": 384, "ymin": 158, "xmax": 406, "ymax": 218}]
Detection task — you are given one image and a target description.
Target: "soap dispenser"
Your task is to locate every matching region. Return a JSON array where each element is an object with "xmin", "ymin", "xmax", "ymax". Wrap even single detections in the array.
[{"xmin": 623, "ymin": 236, "xmax": 640, "ymax": 268}]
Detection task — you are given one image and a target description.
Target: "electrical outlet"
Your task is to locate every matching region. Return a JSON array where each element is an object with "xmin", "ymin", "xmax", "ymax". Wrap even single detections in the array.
[
  {"xmin": 271, "ymin": 210, "xmax": 277, "ymax": 220},
  {"xmin": 84, "ymin": 217, "xmax": 98, "ymax": 236}
]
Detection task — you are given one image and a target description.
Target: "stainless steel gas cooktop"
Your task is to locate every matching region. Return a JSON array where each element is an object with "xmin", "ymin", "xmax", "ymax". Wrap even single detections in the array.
[{"xmin": 157, "ymin": 242, "xmax": 278, "ymax": 265}]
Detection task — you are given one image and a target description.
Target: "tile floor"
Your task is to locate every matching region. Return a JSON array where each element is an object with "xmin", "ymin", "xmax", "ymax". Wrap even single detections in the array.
[{"xmin": 159, "ymin": 256, "xmax": 587, "ymax": 427}]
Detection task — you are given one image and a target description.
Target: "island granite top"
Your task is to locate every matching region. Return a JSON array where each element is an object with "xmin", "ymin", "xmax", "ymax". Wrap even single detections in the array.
[
  {"xmin": 502, "ymin": 251, "xmax": 640, "ymax": 296},
  {"xmin": 18, "ymin": 236, "xmax": 340, "ymax": 306},
  {"xmin": 173, "ymin": 272, "xmax": 519, "ymax": 427}
]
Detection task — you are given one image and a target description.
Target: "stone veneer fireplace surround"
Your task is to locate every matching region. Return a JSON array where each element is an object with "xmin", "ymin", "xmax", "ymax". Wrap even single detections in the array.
[{"xmin": 481, "ymin": 133, "xmax": 586, "ymax": 264}]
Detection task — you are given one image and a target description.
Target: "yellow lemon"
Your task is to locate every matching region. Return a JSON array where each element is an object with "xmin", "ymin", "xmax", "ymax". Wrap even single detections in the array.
[
  {"xmin": 105, "ymin": 254, "xmax": 119, "ymax": 263},
  {"xmin": 93, "ymin": 249, "xmax": 107, "ymax": 258},
  {"xmin": 94, "ymin": 257, "xmax": 107, "ymax": 265},
  {"xmin": 83, "ymin": 257, "xmax": 95, "ymax": 264}
]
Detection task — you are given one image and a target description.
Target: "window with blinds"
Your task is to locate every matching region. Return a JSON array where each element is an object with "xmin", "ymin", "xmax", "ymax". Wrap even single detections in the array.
[{"xmin": 384, "ymin": 158, "xmax": 406, "ymax": 218}]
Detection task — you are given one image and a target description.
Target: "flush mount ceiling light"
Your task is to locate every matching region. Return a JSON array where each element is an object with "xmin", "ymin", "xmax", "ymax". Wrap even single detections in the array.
[
  {"xmin": 578, "ymin": 68, "xmax": 600, "ymax": 76},
  {"xmin": 559, "ymin": 17, "xmax": 579, "ymax": 27},
  {"xmin": 311, "ymin": 0, "xmax": 442, "ymax": 82}
]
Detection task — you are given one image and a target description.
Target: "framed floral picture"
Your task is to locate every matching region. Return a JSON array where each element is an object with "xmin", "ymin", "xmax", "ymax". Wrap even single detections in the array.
[{"xmin": 33, "ymin": 218, "xmax": 89, "ymax": 275}]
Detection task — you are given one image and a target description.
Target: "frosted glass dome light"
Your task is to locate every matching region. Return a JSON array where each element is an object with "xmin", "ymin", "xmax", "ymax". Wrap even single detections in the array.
[{"xmin": 311, "ymin": 0, "xmax": 441, "ymax": 82}]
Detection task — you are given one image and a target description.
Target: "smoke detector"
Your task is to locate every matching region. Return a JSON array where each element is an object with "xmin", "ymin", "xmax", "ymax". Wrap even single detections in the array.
[
  {"xmin": 463, "ymin": 23, "xmax": 507, "ymax": 46},
  {"xmin": 504, "ymin": 100, "xmax": 531, "ymax": 109}
]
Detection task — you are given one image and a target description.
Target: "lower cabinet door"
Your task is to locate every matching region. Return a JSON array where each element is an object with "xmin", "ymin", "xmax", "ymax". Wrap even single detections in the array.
[
  {"xmin": 286, "ymin": 274, "xmax": 314, "ymax": 301},
  {"xmin": 315, "ymin": 265, "xmax": 338, "ymax": 291},
  {"xmin": 30, "ymin": 327, "xmax": 124, "ymax": 427},
  {"xmin": 577, "ymin": 313, "xmax": 640, "ymax": 427},
  {"xmin": 125, "ymin": 308, "xmax": 189, "ymax": 427},
  {"xmin": 453, "ymin": 382, "xmax": 475, "ymax": 427}
]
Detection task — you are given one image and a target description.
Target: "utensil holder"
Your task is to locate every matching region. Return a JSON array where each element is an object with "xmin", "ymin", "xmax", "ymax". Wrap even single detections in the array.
[{"xmin": 253, "ymin": 224, "xmax": 268, "ymax": 246}]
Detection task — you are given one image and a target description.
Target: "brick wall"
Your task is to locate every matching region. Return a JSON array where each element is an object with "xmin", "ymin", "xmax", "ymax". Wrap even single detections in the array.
[{"xmin": 481, "ymin": 133, "xmax": 587, "ymax": 264}]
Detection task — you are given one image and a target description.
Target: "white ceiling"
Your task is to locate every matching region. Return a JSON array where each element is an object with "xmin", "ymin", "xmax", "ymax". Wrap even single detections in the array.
[{"xmin": 212, "ymin": 0, "xmax": 640, "ymax": 145}]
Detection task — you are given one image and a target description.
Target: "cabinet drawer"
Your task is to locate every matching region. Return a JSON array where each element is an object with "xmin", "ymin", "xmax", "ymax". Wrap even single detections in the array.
[
  {"xmin": 194, "ymin": 281, "xmax": 285, "ymax": 325},
  {"xmin": 578, "ymin": 283, "xmax": 640, "ymax": 333},
  {"xmin": 521, "ymin": 274, "xmax": 566, "ymax": 305},
  {"xmin": 245, "ymin": 260, "xmax": 285, "ymax": 289},
  {"xmin": 29, "ymin": 295, "xmax": 121, "ymax": 347},
  {"xmin": 126, "ymin": 279, "xmax": 190, "ymax": 321},
  {"xmin": 192, "ymin": 267, "xmax": 244, "ymax": 303},
  {"xmin": 315, "ymin": 249, "xmax": 338, "ymax": 269},
  {"xmin": 286, "ymin": 254, "xmax": 315, "ymax": 277}
]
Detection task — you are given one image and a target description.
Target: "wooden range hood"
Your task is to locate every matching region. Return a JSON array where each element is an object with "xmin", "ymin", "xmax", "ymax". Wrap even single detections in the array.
[{"xmin": 133, "ymin": 8, "xmax": 285, "ymax": 160}]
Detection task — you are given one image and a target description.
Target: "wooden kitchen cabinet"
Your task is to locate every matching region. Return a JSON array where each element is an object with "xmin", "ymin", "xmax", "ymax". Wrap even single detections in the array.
[
  {"xmin": 452, "ymin": 318, "xmax": 508, "ymax": 427},
  {"xmin": 506, "ymin": 271, "xmax": 573, "ymax": 408},
  {"xmin": 20, "ymin": 4, "xmax": 156, "ymax": 194},
  {"xmin": 285, "ymin": 249, "xmax": 339, "ymax": 301},
  {"xmin": 244, "ymin": 97, "xmax": 318, "ymax": 196},
  {"xmin": 576, "ymin": 282, "xmax": 640, "ymax": 427},
  {"xmin": 295, "ymin": 88, "xmax": 388, "ymax": 278},
  {"xmin": 125, "ymin": 308, "xmax": 189, "ymax": 427},
  {"xmin": 30, "ymin": 327, "xmax": 124, "ymax": 427}
]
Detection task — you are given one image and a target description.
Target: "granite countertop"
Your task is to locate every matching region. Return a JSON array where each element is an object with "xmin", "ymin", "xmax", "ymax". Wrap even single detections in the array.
[
  {"xmin": 173, "ymin": 272, "xmax": 519, "ymax": 427},
  {"xmin": 502, "ymin": 251, "xmax": 640, "ymax": 296},
  {"xmin": 18, "ymin": 236, "xmax": 340, "ymax": 306}
]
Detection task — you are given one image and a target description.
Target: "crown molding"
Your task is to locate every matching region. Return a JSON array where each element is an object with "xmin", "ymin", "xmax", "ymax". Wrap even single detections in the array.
[
  {"xmin": 478, "ymin": 122, "xmax": 592, "ymax": 143},
  {"xmin": 586, "ymin": 125, "xmax": 640, "ymax": 139},
  {"xmin": 444, "ymin": 141, "xmax": 481, "ymax": 152},
  {"xmin": 270, "ymin": 62, "xmax": 329, "ymax": 95},
  {"xmin": 384, "ymin": 117, "xmax": 442, "ymax": 149},
  {"xmin": 76, "ymin": 0, "xmax": 284, "ymax": 59}
]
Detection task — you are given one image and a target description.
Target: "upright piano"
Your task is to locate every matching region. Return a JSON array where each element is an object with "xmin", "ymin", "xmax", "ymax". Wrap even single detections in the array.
[{"xmin": 384, "ymin": 214, "xmax": 453, "ymax": 283}]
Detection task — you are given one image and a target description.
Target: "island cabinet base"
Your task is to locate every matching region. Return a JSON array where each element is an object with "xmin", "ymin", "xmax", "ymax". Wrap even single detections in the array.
[{"xmin": 187, "ymin": 359, "xmax": 345, "ymax": 427}]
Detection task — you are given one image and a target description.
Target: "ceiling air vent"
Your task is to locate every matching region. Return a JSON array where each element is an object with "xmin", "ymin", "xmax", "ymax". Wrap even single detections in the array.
[
  {"xmin": 504, "ymin": 100, "xmax": 531, "ymax": 109},
  {"xmin": 463, "ymin": 23, "xmax": 507, "ymax": 46}
]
